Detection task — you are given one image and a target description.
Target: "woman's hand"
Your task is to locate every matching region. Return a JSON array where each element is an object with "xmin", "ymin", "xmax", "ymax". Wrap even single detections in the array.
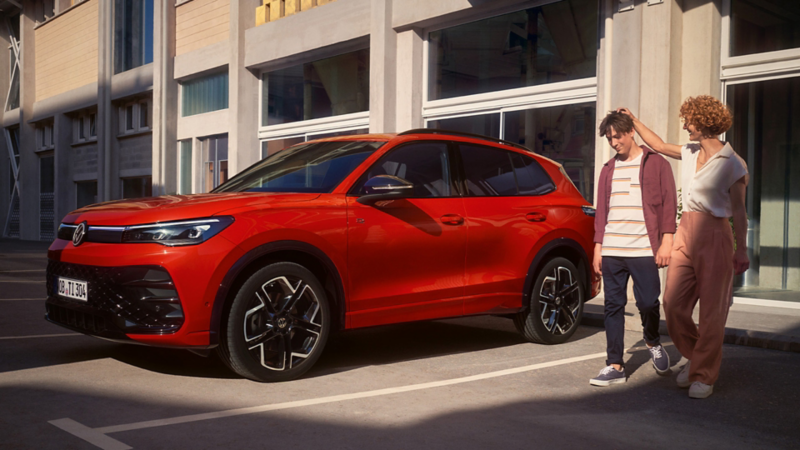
[
  {"xmin": 617, "ymin": 107, "xmax": 637, "ymax": 121},
  {"xmin": 734, "ymin": 249, "xmax": 749, "ymax": 275}
]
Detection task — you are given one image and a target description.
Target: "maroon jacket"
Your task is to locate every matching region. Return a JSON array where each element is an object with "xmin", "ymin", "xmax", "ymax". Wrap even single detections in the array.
[{"xmin": 594, "ymin": 146, "xmax": 678, "ymax": 256}]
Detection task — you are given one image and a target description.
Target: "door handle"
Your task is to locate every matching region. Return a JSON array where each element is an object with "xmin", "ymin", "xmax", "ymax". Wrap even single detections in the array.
[
  {"xmin": 526, "ymin": 212, "xmax": 547, "ymax": 222},
  {"xmin": 440, "ymin": 214, "xmax": 464, "ymax": 226}
]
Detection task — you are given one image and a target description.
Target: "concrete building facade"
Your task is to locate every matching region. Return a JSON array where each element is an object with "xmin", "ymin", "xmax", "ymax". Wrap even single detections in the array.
[{"xmin": 0, "ymin": 0, "xmax": 798, "ymax": 303}]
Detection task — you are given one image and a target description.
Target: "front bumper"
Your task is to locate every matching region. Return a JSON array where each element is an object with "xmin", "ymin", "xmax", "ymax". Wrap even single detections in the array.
[{"xmin": 46, "ymin": 261, "xmax": 184, "ymax": 340}]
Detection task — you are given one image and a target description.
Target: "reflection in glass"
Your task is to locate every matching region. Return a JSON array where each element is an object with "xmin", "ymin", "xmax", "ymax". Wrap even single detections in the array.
[
  {"xmin": 203, "ymin": 135, "xmax": 229, "ymax": 192},
  {"xmin": 122, "ymin": 176, "xmax": 153, "ymax": 199},
  {"xmin": 730, "ymin": 0, "xmax": 800, "ymax": 57},
  {"xmin": 77, "ymin": 181, "xmax": 98, "ymax": 208},
  {"xmin": 428, "ymin": 0, "xmax": 597, "ymax": 101},
  {"xmin": 427, "ymin": 114, "xmax": 501, "ymax": 138},
  {"xmin": 727, "ymin": 77, "xmax": 800, "ymax": 302},
  {"xmin": 504, "ymin": 103, "xmax": 596, "ymax": 202},
  {"xmin": 264, "ymin": 49, "xmax": 370, "ymax": 126},
  {"xmin": 179, "ymin": 140, "xmax": 192, "ymax": 194},
  {"xmin": 182, "ymin": 72, "xmax": 229, "ymax": 117},
  {"xmin": 114, "ymin": 0, "xmax": 154, "ymax": 74}
]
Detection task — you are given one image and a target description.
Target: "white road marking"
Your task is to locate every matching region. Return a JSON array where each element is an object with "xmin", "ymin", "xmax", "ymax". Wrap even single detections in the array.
[
  {"xmin": 0, "ymin": 269, "xmax": 46, "ymax": 273},
  {"xmin": 0, "ymin": 333, "xmax": 81, "ymax": 340},
  {"xmin": 50, "ymin": 419, "xmax": 131, "ymax": 450},
  {"xmin": 50, "ymin": 351, "xmax": 605, "ymax": 449}
]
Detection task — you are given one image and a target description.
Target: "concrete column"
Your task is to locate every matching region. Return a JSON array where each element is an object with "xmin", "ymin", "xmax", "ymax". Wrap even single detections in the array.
[
  {"xmin": 53, "ymin": 113, "xmax": 74, "ymax": 221},
  {"xmin": 638, "ymin": 0, "xmax": 682, "ymax": 178},
  {"xmin": 395, "ymin": 28, "xmax": 423, "ymax": 132},
  {"xmin": 18, "ymin": 4, "xmax": 37, "ymax": 240},
  {"xmin": 229, "ymin": 0, "xmax": 260, "ymax": 174},
  {"xmin": 369, "ymin": 0, "xmax": 396, "ymax": 133},
  {"xmin": 152, "ymin": 0, "xmax": 178, "ymax": 195},
  {"xmin": 680, "ymin": 0, "xmax": 723, "ymax": 108},
  {"xmin": 97, "ymin": 0, "xmax": 113, "ymax": 201}
]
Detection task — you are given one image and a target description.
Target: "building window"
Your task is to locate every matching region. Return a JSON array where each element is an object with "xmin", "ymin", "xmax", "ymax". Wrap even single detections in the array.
[
  {"xmin": 259, "ymin": 128, "xmax": 370, "ymax": 159},
  {"xmin": 121, "ymin": 176, "xmax": 152, "ymax": 199},
  {"xmin": 114, "ymin": 0, "xmax": 154, "ymax": 74},
  {"xmin": 182, "ymin": 71, "xmax": 229, "ymax": 117},
  {"xmin": 118, "ymin": 100, "xmax": 151, "ymax": 135},
  {"xmin": 76, "ymin": 180, "xmax": 98, "ymax": 208},
  {"xmin": 179, "ymin": 140, "xmax": 192, "ymax": 194},
  {"xmin": 203, "ymin": 134, "xmax": 228, "ymax": 192},
  {"xmin": 39, "ymin": 154, "xmax": 55, "ymax": 241},
  {"xmin": 35, "ymin": 0, "xmax": 56, "ymax": 22},
  {"xmin": 6, "ymin": 14, "xmax": 20, "ymax": 112},
  {"xmin": 36, "ymin": 121, "xmax": 55, "ymax": 151},
  {"xmin": 262, "ymin": 48, "xmax": 370, "ymax": 126},
  {"xmin": 74, "ymin": 111, "xmax": 98, "ymax": 143},
  {"xmin": 428, "ymin": 0, "xmax": 598, "ymax": 101},
  {"xmin": 730, "ymin": 0, "xmax": 800, "ymax": 57}
]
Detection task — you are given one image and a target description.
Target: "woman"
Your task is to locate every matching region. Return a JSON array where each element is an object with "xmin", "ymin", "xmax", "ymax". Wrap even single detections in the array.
[{"xmin": 619, "ymin": 95, "xmax": 749, "ymax": 399}]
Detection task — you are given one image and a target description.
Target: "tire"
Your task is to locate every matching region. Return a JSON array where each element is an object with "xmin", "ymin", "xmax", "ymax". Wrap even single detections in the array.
[
  {"xmin": 217, "ymin": 262, "xmax": 330, "ymax": 382},
  {"xmin": 514, "ymin": 257, "xmax": 584, "ymax": 345}
]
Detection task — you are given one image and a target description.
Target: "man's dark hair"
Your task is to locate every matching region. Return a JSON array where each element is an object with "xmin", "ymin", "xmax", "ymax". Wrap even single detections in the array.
[{"xmin": 598, "ymin": 111, "xmax": 634, "ymax": 137}]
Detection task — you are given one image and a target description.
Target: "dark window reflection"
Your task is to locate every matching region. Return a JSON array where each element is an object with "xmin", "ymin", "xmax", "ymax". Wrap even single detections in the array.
[
  {"xmin": 731, "ymin": 0, "xmax": 800, "ymax": 57},
  {"xmin": 726, "ymin": 77, "xmax": 800, "ymax": 298},
  {"xmin": 428, "ymin": 0, "xmax": 597, "ymax": 101},
  {"xmin": 427, "ymin": 114, "xmax": 501, "ymax": 138},
  {"xmin": 504, "ymin": 103, "xmax": 595, "ymax": 202},
  {"xmin": 122, "ymin": 176, "xmax": 152, "ymax": 199},
  {"xmin": 114, "ymin": 0, "xmax": 154, "ymax": 74},
  {"xmin": 264, "ymin": 49, "xmax": 370, "ymax": 126}
]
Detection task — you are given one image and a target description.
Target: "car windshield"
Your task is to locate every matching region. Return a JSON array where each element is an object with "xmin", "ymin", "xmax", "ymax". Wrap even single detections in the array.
[{"xmin": 213, "ymin": 140, "xmax": 385, "ymax": 193}]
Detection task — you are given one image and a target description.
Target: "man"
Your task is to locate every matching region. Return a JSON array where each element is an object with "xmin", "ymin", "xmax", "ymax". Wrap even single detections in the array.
[{"xmin": 590, "ymin": 111, "xmax": 677, "ymax": 386}]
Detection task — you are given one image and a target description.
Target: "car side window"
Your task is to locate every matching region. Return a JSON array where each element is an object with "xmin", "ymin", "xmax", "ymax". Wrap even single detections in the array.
[
  {"xmin": 352, "ymin": 142, "xmax": 452, "ymax": 198},
  {"xmin": 459, "ymin": 144, "xmax": 554, "ymax": 197}
]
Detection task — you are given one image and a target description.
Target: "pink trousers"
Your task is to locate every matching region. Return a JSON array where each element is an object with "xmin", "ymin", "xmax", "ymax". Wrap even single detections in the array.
[{"xmin": 664, "ymin": 211, "xmax": 734, "ymax": 385}]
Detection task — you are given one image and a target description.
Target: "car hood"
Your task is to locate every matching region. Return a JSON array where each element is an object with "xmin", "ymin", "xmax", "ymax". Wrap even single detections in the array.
[{"xmin": 61, "ymin": 192, "xmax": 321, "ymax": 226}]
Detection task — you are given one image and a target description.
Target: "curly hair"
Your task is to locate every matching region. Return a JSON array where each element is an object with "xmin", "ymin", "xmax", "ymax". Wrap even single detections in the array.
[{"xmin": 679, "ymin": 95, "xmax": 732, "ymax": 137}]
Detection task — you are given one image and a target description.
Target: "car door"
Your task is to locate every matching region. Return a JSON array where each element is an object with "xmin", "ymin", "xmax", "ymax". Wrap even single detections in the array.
[
  {"xmin": 346, "ymin": 141, "xmax": 467, "ymax": 328},
  {"xmin": 456, "ymin": 143, "xmax": 557, "ymax": 315}
]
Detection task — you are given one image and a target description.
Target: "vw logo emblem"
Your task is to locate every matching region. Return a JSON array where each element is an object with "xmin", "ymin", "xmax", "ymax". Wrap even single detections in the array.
[
  {"xmin": 277, "ymin": 317, "xmax": 288, "ymax": 329},
  {"xmin": 73, "ymin": 222, "xmax": 87, "ymax": 247}
]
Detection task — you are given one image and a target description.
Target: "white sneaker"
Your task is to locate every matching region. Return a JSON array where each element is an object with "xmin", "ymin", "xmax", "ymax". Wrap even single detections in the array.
[
  {"xmin": 676, "ymin": 361, "xmax": 691, "ymax": 388},
  {"xmin": 689, "ymin": 381, "xmax": 713, "ymax": 399}
]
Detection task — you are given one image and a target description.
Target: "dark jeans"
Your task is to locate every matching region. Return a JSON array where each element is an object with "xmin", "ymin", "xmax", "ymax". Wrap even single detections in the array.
[{"xmin": 602, "ymin": 256, "xmax": 662, "ymax": 366}]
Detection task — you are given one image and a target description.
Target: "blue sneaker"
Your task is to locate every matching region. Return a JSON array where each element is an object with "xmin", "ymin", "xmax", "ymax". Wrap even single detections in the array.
[
  {"xmin": 590, "ymin": 366, "xmax": 627, "ymax": 386},
  {"xmin": 648, "ymin": 344, "xmax": 670, "ymax": 375}
]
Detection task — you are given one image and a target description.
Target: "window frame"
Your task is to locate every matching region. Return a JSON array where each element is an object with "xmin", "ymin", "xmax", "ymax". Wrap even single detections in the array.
[
  {"xmin": 36, "ymin": 120, "xmax": 55, "ymax": 151},
  {"xmin": 454, "ymin": 141, "xmax": 556, "ymax": 198},
  {"xmin": 118, "ymin": 99, "xmax": 151, "ymax": 136},
  {"xmin": 72, "ymin": 111, "xmax": 98, "ymax": 144},
  {"xmin": 720, "ymin": 0, "xmax": 800, "ymax": 85},
  {"xmin": 347, "ymin": 140, "xmax": 461, "ymax": 199}
]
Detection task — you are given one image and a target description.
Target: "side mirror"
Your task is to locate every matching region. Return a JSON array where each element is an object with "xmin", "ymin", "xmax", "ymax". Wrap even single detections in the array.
[{"xmin": 356, "ymin": 175, "xmax": 414, "ymax": 205}]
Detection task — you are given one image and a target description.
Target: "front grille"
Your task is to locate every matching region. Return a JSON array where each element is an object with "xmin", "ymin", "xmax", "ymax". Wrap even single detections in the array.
[
  {"xmin": 46, "ymin": 303, "xmax": 107, "ymax": 334},
  {"xmin": 46, "ymin": 260, "xmax": 184, "ymax": 336}
]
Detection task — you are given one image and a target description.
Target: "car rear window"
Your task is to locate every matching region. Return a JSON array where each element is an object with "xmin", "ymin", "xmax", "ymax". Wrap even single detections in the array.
[{"xmin": 458, "ymin": 144, "xmax": 555, "ymax": 196}]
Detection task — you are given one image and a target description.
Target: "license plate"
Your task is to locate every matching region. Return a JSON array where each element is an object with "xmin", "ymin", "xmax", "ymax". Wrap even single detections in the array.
[{"xmin": 57, "ymin": 277, "xmax": 88, "ymax": 302}]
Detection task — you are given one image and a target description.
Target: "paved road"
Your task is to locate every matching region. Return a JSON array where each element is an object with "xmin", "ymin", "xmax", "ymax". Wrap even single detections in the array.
[{"xmin": 1, "ymin": 240, "xmax": 799, "ymax": 449}]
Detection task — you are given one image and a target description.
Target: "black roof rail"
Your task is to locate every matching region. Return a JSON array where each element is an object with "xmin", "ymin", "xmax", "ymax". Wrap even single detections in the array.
[{"xmin": 398, "ymin": 128, "xmax": 534, "ymax": 153}]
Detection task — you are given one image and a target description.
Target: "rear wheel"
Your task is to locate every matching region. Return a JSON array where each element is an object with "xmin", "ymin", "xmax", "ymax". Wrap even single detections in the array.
[
  {"xmin": 217, "ymin": 262, "xmax": 330, "ymax": 382},
  {"xmin": 515, "ymin": 257, "xmax": 584, "ymax": 344}
]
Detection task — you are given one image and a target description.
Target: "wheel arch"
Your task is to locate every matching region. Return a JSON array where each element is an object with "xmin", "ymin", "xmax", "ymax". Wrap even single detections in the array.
[
  {"xmin": 209, "ymin": 240, "xmax": 346, "ymax": 346},
  {"xmin": 521, "ymin": 238, "xmax": 590, "ymax": 311}
]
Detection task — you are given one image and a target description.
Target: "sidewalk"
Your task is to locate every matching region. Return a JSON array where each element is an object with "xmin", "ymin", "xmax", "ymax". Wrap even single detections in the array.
[{"xmin": 582, "ymin": 294, "xmax": 800, "ymax": 353}]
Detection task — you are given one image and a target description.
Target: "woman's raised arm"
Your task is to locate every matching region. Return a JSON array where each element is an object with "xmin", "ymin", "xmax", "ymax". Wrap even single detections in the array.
[{"xmin": 617, "ymin": 108, "xmax": 683, "ymax": 160}]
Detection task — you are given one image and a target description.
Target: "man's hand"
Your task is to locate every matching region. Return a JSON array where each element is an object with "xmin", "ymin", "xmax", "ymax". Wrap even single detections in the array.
[
  {"xmin": 655, "ymin": 234, "xmax": 673, "ymax": 268},
  {"xmin": 617, "ymin": 107, "xmax": 637, "ymax": 121},
  {"xmin": 592, "ymin": 243, "xmax": 603, "ymax": 276},
  {"xmin": 734, "ymin": 249, "xmax": 750, "ymax": 275}
]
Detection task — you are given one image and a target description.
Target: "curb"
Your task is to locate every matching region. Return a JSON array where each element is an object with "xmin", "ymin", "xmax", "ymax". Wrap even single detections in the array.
[{"xmin": 581, "ymin": 311, "xmax": 800, "ymax": 353}]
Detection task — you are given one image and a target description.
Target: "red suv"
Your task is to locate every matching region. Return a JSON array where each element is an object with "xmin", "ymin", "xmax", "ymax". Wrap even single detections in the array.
[{"xmin": 47, "ymin": 130, "xmax": 600, "ymax": 382}]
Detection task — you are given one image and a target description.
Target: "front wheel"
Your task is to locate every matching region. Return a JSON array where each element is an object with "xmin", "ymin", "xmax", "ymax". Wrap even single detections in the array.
[
  {"xmin": 514, "ymin": 257, "xmax": 584, "ymax": 345},
  {"xmin": 217, "ymin": 262, "xmax": 330, "ymax": 382}
]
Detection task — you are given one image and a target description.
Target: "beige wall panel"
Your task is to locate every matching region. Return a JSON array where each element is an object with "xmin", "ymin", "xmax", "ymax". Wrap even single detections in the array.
[
  {"xmin": 176, "ymin": 0, "xmax": 230, "ymax": 56},
  {"xmin": 35, "ymin": 0, "xmax": 99, "ymax": 101}
]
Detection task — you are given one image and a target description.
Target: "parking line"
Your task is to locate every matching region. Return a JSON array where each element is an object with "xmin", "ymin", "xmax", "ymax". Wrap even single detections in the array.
[
  {"xmin": 0, "ymin": 333, "xmax": 81, "ymax": 340},
  {"xmin": 50, "ymin": 351, "xmax": 605, "ymax": 449},
  {"xmin": 50, "ymin": 419, "xmax": 131, "ymax": 450}
]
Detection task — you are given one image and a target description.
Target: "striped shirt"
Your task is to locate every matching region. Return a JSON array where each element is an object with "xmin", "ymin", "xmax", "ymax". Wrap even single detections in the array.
[{"xmin": 602, "ymin": 154, "xmax": 652, "ymax": 257}]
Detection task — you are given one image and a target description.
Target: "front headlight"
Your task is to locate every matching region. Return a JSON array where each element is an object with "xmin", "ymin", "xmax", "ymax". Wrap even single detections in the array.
[{"xmin": 121, "ymin": 217, "xmax": 234, "ymax": 246}]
